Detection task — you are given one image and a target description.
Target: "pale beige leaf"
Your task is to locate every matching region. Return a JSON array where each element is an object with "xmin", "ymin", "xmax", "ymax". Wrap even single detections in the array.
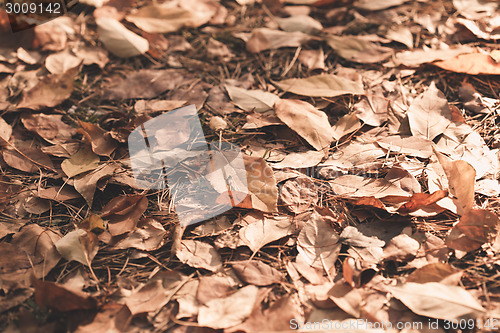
[
  {"xmin": 355, "ymin": 0, "xmax": 408, "ymax": 11},
  {"xmin": 125, "ymin": 4, "xmax": 200, "ymax": 34},
  {"xmin": 275, "ymin": 99, "xmax": 333, "ymax": 151},
  {"xmin": 198, "ymin": 285, "xmax": 259, "ymax": 329},
  {"xmin": 393, "ymin": 46, "xmax": 474, "ymax": 67},
  {"xmin": 331, "ymin": 113, "xmax": 362, "ymax": 141},
  {"xmin": 243, "ymin": 156, "xmax": 278, "ymax": 212},
  {"xmin": 45, "ymin": 51, "xmax": 82, "ymax": 74},
  {"xmin": 388, "ymin": 282, "xmax": 485, "ymax": 320},
  {"xmin": 55, "ymin": 229, "xmax": 98, "ymax": 267},
  {"xmin": 377, "ymin": 135, "xmax": 433, "ymax": 159},
  {"xmin": 275, "ymin": 15, "xmax": 323, "ymax": 34},
  {"xmin": 61, "ymin": 146, "xmax": 100, "ymax": 178},
  {"xmin": 408, "ymin": 82, "xmax": 452, "ymax": 140},
  {"xmin": 239, "ymin": 215, "xmax": 294, "ymax": 252},
  {"xmin": 176, "ymin": 240, "xmax": 222, "ymax": 272},
  {"xmin": 275, "ymin": 74, "xmax": 364, "ymax": 97},
  {"xmin": 96, "ymin": 17, "xmax": 149, "ymax": 58},
  {"xmin": 225, "ymin": 85, "xmax": 280, "ymax": 112}
]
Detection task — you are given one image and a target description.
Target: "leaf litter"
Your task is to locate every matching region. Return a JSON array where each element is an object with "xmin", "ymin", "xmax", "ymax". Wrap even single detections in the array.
[{"xmin": 0, "ymin": 0, "xmax": 499, "ymax": 332}]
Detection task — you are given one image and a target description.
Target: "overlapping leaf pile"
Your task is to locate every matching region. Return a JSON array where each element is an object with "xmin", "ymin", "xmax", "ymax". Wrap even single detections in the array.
[{"xmin": 0, "ymin": 0, "xmax": 499, "ymax": 332}]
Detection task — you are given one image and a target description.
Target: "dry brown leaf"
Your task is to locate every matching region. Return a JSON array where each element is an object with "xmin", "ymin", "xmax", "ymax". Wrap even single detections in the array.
[
  {"xmin": 242, "ymin": 156, "xmax": 278, "ymax": 212},
  {"xmin": 125, "ymin": 4, "xmax": 201, "ymax": 34},
  {"xmin": 198, "ymin": 285, "xmax": 259, "ymax": 329},
  {"xmin": 75, "ymin": 303, "xmax": 131, "ymax": 333},
  {"xmin": 73, "ymin": 45, "xmax": 109, "ymax": 68},
  {"xmin": 78, "ymin": 121, "xmax": 118, "ymax": 157},
  {"xmin": 61, "ymin": 145, "xmax": 100, "ymax": 179},
  {"xmin": 353, "ymin": 88, "xmax": 389, "ymax": 126},
  {"xmin": 298, "ymin": 49, "xmax": 326, "ymax": 70},
  {"xmin": 393, "ymin": 45, "xmax": 474, "ymax": 67},
  {"xmin": 17, "ymin": 69, "xmax": 76, "ymax": 110},
  {"xmin": 176, "ymin": 240, "xmax": 223, "ymax": 272},
  {"xmin": 388, "ymin": 282, "xmax": 485, "ymax": 320},
  {"xmin": 55, "ymin": 229, "xmax": 99, "ymax": 267},
  {"xmin": 113, "ymin": 218, "xmax": 166, "ymax": 251},
  {"xmin": 434, "ymin": 51, "xmax": 500, "ymax": 75},
  {"xmin": 45, "ymin": 50, "xmax": 82, "ymax": 74},
  {"xmin": 239, "ymin": 215, "xmax": 295, "ymax": 252},
  {"xmin": 241, "ymin": 28, "xmax": 312, "ymax": 53},
  {"xmin": 271, "ymin": 150, "xmax": 324, "ymax": 169},
  {"xmin": 225, "ymin": 85, "xmax": 280, "ymax": 112},
  {"xmin": 96, "ymin": 17, "xmax": 149, "ymax": 58},
  {"xmin": 355, "ymin": 0, "xmax": 408, "ymax": 11},
  {"xmin": 11, "ymin": 224, "xmax": 62, "ymax": 279},
  {"xmin": 377, "ymin": 135, "xmax": 433, "ymax": 159},
  {"xmin": 397, "ymin": 190, "xmax": 448, "ymax": 215},
  {"xmin": 326, "ymin": 35, "xmax": 393, "ymax": 63},
  {"xmin": 408, "ymin": 83, "xmax": 452, "ymax": 140},
  {"xmin": 328, "ymin": 281, "xmax": 363, "ymax": 317},
  {"xmin": 231, "ymin": 261, "xmax": 283, "ymax": 286},
  {"xmin": 383, "ymin": 234, "xmax": 420, "ymax": 261},
  {"xmin": 3, "ymin": 147, "xmax": 54, "ymax": 173},
  {"xmin": 406, "ymin": 262, "xmax": 463, "ymax": 285},
  {"xmin": 435, "ymin": 152, "xmax": 476, "ymax": 215},
  {"xmin": 0, "ymin": 116, "xmax": 12, "ymax": 145},
  {"xmin": 226, "ymin": 294, "xmax": 302, "ymax": 333},
  {"xmin": 102, "ymin": 69, "xmax": 185, "ymax": 100},
  {"xmin": 297, "ymin": 211, "xmax": 341, "ymax": 272},
  {"xmin": 32, "ymin": 277, "xmax": 97, "ymax": 312},
  {"xmin": 276, "ymin": 15, "xmax": 323, "ymax": 34},
  {"xmin": 74, "ymin": 164, "xmax": 116, "ymax": 206},
  {"xmin": 280, "ymin": 176, "xmax": 319, "ymax": 213},
  {"xmin": 197, "ymin": 275, "xmax": 237, "ymax": 305},
  {"xmin": 275, "ymin": 74, "xmax": 364, "ymax": 97},
  {"xmin": 21, "ymin": 113, "xmax": 76, "ymax": 144},
  {"xmin": 101, "ymin": 194, "xmax": 148, "ymax": 236},
  {"xmin": 275, "ymin": 99, "xmax": 333, "ymax": 151},
  {"xmin": 446, "ymin": 209, "xmax": 500, "ymax": 252},
  {"xmin": 331, "ymin": 113, "xmax": 362, "ymax": 141}
]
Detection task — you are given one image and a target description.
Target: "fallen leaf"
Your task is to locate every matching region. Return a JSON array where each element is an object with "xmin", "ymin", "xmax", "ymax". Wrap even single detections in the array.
[
  {"xmin": 275, "ymin": 99, "xmax": 333, "ymax": 151},
  {"xmin": 78, "ymin": 121, "xmax": 118, "ymax": 157},
  {"xmin": 225, "ymin": 85, "xmax": 280, "ymax": 113},
  {"xmin": 102, "ymin": 69, "xmax": 185, "ymax": 100},
  {"xmin": 197, "ymin": 275, "xmax": 238, "ymax": 305},
  {"xmin": 275, "ymin": 74, "xmax": 364, "ymax": 97},
  {"xmin": 231, "ymin": 261, "xmax": 283, "ymax": 286},
  {"xmin": 383, "ymin": 234, "xmax": 420, "ymax": 261},
  {"xmin": 377, "ymin": 135, "xmax": 433, "ymax": 159},
  {"xmin": 126, "ymin": 4, "xmax": 200, "ymax": 33},
  {"xmin": 45, "ymin": 50, "xmax": 82, "ymax": 74},
  {"xmin": 176, "ymin": 240, "xmax": 223, "ymax": 272},
  {"xmin": 3, "ymin": 147, "xmax": 54, "ymax": 173},
  {"xmin": 328, "ymin": 281, "xmax": 363, "ymax": 317},
  {"xmin": 446, "ymin": 209, "xmax": 500, "ymax": 252},
  {"xmin": 75, "ymin": 303, "xmax": 131, "ymax": 333},
  {"xmin": 275, "ymin": 15, "xmax": 323, "ymax": 34},
  {"xmin": 0, "ymin": 116, "xmax": 12, "ymax": 144},
  {"xmin": 73, "ymin": 45, "xmax": 109, "ymax": 68},
  {"xmin": 113, "ymin": 218, "xmax": 166, "ymax": 251},
  {"xmin": 393, "ymin": 45, "xmax": 474, "ymax": 67},
  {"xmin": 331, "ymin": 113, "xmax": 362, "ymax": 141},
  {"xmin": 11, "ymin": 224, "xmax": 62, "ymax": 279},
  {"xmin": 239, "ymin": 215, "xmax": 295, "ymax": 252},
  {"xmin": 17, "ymin": 69, "xmax": 76, "ymax": 110},
  {"xmin": 388, "ymin": 282, "xmax": 485, "ymax": 320},
  {"xmin": 435, "ymin": 152, "xmax": 476, "ymax": 214},
  {"xmin": 326, "ymin": 35, "xmax": 393, "ymax": 63},
  {"xmin": 74, "ymin": 164, "xmax": 116, "ymax": 206},
  {"xmin": 407, "ymin": 82, "xmax": 452, "ymax": 140},
  {"xmin": 55, "ymin": 229, "xmax": 99, "ymax": 267},
  {"xmin": 241, "ymin": 28, "xmax": 312, "ymax": 53},
  {"xmin": 101, "ymin": 194, "xmax": 148, "ymax": 236},
  {"xmin": 198, "ymin": 285, "xmax": 259, "ymax": 329},
  {"xmin": 280, "ymin": 176, "xmax": 319, "ymax": 213},
  {"xmin": 434, "ymin": 51, "xmax": 500, "ymax": 75},
  {"xmin": 242, "ymin": 156, "xmax": 278, "ymax": 212},
  {"xmin": 134, "ymin": 99, "xmax": 187, "ymax": 114},
  {"xmin": 354, "ymin": 0, "xmax": 409, "ymax": 11},
  {"xmin": 21, "ymin": 113, "xmax": 76, "ymax": 144},
  {"xmin": 406, "ymin": 262, "xmax": 463, "ymax": 284},
  {"xmin": 32, "ymin": 277, "xmax": 97, "ymax": 312},
  {"xmin": 61, "ymin": 145, "xmax": 100, "ymax": 178},
  {"xmin": 397, "ymin": 190, "xmax": 448, "ymax": 215},
  {"xmin": 96, "ymin": 17, "xmax": 149, "ymax": 58},
  {"xmin": 297, "ymin": 211, "xmax": 341, "ymax": 272}
]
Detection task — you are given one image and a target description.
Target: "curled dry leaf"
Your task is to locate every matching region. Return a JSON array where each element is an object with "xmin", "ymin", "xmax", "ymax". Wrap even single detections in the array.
[
  {"xmin": 241, "ymin": 156, "xmax": 278, "ymax": 213},
  {"xmin": 176, "ymin": 239, "xmax": 223, "ymax": 272},
  {"xmin": 55, "ymin": 229, "xmax": 99, "ymax": 267},
  {"xmin": 101, "ymin": 194, "xmax": 148, "ymax": 236},
  {"xmin": 446, "ymin": 209, "xmax": 500, "ymax": 252},
  {"xmin": 435, "ymin": 152, "xmax": 476, "ymax": 215},
  {"xmin": 78, "ymin": 121, "xmax": 118, "ymax": 157},
  {"xmin": 397, "ymin": 190, "xmax": 448, "ymax": 215},
  {"xmin": 231, "ymin": 260, "xmax": 283, "ymax": 286},
  {"xmin": 275, "ymin": 74, "xmax": 364, "ymax": 97},
  {"xmin": 275, "ymin": 99, "xmax": 333, "ymax": 151},
  {"xmin": 96, "ymin": 17, "xmax": 149, "ymax": 58},
  {"xmin": 45, "ymin": 50, "xmax": 82, "ymax": 75},
  {"xmin": 388, "ymin": 282, "xmax": 485, "ymax": 320}
]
